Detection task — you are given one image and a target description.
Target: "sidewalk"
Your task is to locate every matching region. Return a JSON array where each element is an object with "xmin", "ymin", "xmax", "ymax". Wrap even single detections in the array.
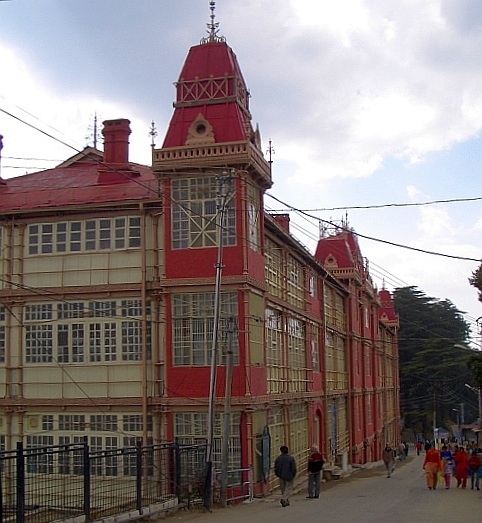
[{"xmin": 158, "ymin": 457, "xmax": 414, "ymax": 522}]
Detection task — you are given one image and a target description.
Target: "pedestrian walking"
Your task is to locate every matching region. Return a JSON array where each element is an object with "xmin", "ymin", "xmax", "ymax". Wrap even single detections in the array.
[
  {"xmin": 306, "ymin": 445, "xmax": 324, "ymax": 499},
  {"xmin": 423, "ymin": 443, "xmax": 441, "ymax": 490},
  {"xmin": 453, "ymin": 445, "xmax": 468, "ymax": 489},
  {"xmin": 442, "ymin": 457, "xmax": 454, "ymax": 489},
  {"xmin": 274, "ymin": 445, "xmax": 297, "ymax": 507},
  {"xmin": 440, "ymin": 444, "xmax": 452, "ymax": 460},
  {"xmin": 468, "ymin": 450, "xmax": 481, "ymax": 490},
  {"xmin": 382, "ymin": 442, "xmax": 395, "ymax": 478},
  {"xmin": 398, "ymin": 441, "xmax": 406, "ymax": 461},
  {"xmin": 403, "ymin": 441, "xmax": 409, "ymax": 458},
  {"xmin": 415, "ymin": 441, "xmax": 422, "ymax": 455}
]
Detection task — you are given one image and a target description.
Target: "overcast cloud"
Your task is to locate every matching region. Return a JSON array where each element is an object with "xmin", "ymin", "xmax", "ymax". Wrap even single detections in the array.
[{"xmin": 0, "ymin": 0, "xmax": 481, "ymax": 340}]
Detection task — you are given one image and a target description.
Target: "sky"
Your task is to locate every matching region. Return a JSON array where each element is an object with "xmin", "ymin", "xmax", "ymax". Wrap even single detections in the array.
[{"xmin": 0, "ymin": 0, "xmax": 481, "ymax": 344}]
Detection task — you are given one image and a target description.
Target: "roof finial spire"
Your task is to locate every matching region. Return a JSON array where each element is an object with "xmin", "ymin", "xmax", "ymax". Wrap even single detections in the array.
[
  {"xmin": 149, "ymin": 120, "xmax": 158, "ymax": 148},
  {"xmin": 208, "ymin": 1, "xmax": 217, "ymax": 41},
  {"xmin": 201, "ymin": 1, "xmax": 226, "ymax": 44}
]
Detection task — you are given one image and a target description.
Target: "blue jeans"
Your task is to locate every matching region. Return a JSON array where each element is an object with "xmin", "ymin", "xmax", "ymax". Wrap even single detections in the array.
[
  {"xmin": 308, "ymin": 472, "xmax": 321, "ymax": 497},
  {"xmin": 470, "ymin": 471, "xmax": 480, "ymax": 489}
]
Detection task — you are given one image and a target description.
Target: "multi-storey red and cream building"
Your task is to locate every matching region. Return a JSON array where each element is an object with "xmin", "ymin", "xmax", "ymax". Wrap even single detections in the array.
[
  {"xmin": 0, "ymin": 15, "xmax": 399, "ymax": 493},
  {"xmin": 316, "ymin": 230, "xmax": 400, "ymax": 464}
]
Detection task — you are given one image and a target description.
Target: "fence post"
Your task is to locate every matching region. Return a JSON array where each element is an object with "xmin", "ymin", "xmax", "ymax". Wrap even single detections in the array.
[
  {"xmin": 174, "ymin": 441, "xmax": 181, "ymax": 502},
  {"xmin": 0, "ymin": 452, "xmax": 3, "ymax": 523},
  {"xmin": 136, "ymin": 440, "xmax": 143, "ymax": 513},
  {"xmin": 83, "ymin": 436, "xmax": 91, "ymax": 522},
  {"xmin": 16, "ymin": 442, "xmax": 25, "ymax": 523}
]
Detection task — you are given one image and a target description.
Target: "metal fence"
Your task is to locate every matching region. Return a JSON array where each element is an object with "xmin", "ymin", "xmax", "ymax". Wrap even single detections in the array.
[{"xmin": 0, "ymin": 439, "xmax": 207, "ymax": 523}]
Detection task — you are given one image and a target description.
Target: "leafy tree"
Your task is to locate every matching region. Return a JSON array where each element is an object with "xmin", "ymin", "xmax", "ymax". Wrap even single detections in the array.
[
  {"xmin": 469, "ymin": 263, "xmax": 482, "ymax": 303},
  {"xmin": 393, "ymin": 286, "xmax": 475, "ymax": 438},
  {"xmin": 467, "ymin": 353, "xmax": 482, "ymax": 388}
]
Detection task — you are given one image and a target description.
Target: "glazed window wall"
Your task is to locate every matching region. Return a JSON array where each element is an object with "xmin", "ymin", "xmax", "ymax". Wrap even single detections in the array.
[
  {"xmin": 289, "ymin": 403, "xmax": 308, "ymax": 465},
  {"xmin": 267, "ymin": 406, "xmax": 284, "ymax": 463},
  {"xmin": 265, "ymin": 239, "xmax": 283, "ymax": 299},
  {"xmin": 327, "ymin": 397, "xmax": 349, "ymax": 460},
  {"xmin": 247, "ymin": 182, "xmax": 261, "ymax": 252},
  {"xmin": 172, "ymin": 292, "xmax": 238, "ymax": 366},
  {"xmin": 171, "ymin": 176, "xmax": 236, "ymax": 249},
  {"xmin": 325, "ymin": 330, "xmax": 348, "ymax": 391},
  {"xmin": 286, "ymin": 255, "xmax": 304, "ymax": 309},
  {"xmin": 324, "ymin": 285, "xmax": 346, "ymax": 331},
  {"xmin": 287, "ymin": 317, "xmax": 307, "ymax": 392},
  {"xmin": 27, "ymin": 217, "xmax": 141, "ymax": 255},
  {"xmin": 22, "ymin": 299, "xmax": 151, "ymax": 364},
  {"xmin": 174, "ymin": 412, "xmax": 240, "ymax": 471},
  {"xmin": 266, "ymin": 308, "xmax": 308, "ymax": 393},
  {"xmin": 265, "ymin": 308, "xmax": 283, "ymax": 393}
]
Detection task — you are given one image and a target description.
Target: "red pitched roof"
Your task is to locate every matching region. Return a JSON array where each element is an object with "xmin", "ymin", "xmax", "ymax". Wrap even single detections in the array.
[
  {"xmin": 315, "ymin": 232, "xmax": 355, "ymax": 268},
  {"xmin": 0, "ymin": 150, "xmax": 156, "ymax": 213},
  {"xmin": 378, "ymin": 289, "xmax": 398, "ymax": 322}
]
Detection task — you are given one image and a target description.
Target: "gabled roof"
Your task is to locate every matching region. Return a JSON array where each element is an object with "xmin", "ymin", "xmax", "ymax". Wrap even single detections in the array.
[{"xmin": 0, "ymin": 148, "xmax": 156, "ymax": 214}]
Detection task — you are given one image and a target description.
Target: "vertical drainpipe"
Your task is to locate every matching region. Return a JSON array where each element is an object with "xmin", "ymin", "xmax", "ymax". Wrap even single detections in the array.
[
  {"xmin": 242, "ymin": 288, "xmax": 252, "ymax": 468},
  {"xmin": 347, "ymin": 291, "xmax": 354, "ymax": 463},
  {"xmin": 140, "ymin": 203, "xmax": 148, "ymax": 447},
  {"xmin": 152, "ymin": 197, "xmax": 164, "ymax": 442},
  {"xmin": 18, "ymin": 224, "xmax": 25, "ymax": 402},
  {"xmin": 240, "ymin": 175, "xmax": 248, "ymax": 276},
  {"xmin": 5, "ymin": 218, "xmax": 12, "ymax": 446},
  {"xmin": 5, "ymin": 220, "xmax": 13, "ymax": 408}
]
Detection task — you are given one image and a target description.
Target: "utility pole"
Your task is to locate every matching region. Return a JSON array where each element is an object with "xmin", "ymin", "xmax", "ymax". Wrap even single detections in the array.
[
  {"xmin": 204, "ymin": 171, "xmax": 233, "ymax": 509},
  {"xmin": 220, "ymin": 316, "xmax": 236, "ymax": 506}
]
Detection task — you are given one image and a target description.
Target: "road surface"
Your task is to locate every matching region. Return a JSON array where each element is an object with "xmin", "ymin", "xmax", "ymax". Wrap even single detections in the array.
[{"xmin": 165, "ymin": 452, "xmax": 479, "ymax": 523}]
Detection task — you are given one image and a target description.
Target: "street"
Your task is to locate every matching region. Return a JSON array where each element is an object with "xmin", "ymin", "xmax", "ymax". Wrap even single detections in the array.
[{"xmin": 167, "ymin": 452, "xmax": 480, "ymax": 523}]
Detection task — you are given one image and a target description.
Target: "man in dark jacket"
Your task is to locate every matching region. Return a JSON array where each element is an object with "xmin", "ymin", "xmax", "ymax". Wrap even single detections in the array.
[
  {"xmin": 274, "ymin": 445, "xmax": 297, "ymax": 507},
  {"xmin": 306, "ymin": 445, "xmax": 324, "ymax": 498}
]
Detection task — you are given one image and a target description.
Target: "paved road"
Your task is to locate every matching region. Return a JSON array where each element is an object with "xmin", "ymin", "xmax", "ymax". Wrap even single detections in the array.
[{"xmin": 165, "ymin": 453, "xmax": 480, "ymax": 523}]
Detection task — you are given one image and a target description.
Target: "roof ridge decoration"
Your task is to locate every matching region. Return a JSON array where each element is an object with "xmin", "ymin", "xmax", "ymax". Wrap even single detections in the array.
[{"xmin": 201, "ymin": 1, "xmax": 226, "ymax": 44}]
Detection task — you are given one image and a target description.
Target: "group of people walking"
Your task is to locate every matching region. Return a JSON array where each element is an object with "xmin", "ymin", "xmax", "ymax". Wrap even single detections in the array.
[
  {"xmin": 274, "ymin": 444, "xmax": 324, "ymax": 507},
  {"xmin": 421, "ymin": 441, "xmax": 482, "ymax": 490},
  {"xmin": 274, "ymin": 439, "xmax": 482, "ymax": 506}
]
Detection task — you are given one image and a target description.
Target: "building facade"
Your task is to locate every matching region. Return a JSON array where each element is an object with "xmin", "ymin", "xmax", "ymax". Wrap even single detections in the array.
[
  {"xmin": 0, "ymin": 20, "xmax": 399, "ymax": 494},
  {"xmin": 316, "ymin": 229, "xmax": 400, "ymax": 464}
]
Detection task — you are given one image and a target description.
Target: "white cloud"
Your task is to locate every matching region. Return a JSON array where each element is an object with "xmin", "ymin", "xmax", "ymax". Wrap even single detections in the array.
[
  {"xmin": 417, "ymin": 207, "xmax": 455, "ymax": 237},
  {"xmin": 0, "ymin": 44, "xmax": 151, "ymax": 176}
]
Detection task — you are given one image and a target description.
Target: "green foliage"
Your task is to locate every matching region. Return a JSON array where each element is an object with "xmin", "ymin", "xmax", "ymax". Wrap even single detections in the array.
[
  {"xmin": 469, "ymin": 263, "xmax": 482, "ymax": 303},
  {"xmin": 393, "ymin": 286, "xmax": 475, "ymax": 436},
  {"xmin": 467, "ymin": 354, "xmax": 482, "ymax": 388}
]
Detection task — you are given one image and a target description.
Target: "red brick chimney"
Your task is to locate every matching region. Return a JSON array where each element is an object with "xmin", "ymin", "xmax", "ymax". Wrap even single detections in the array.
[
  {"xmin": 98, "ymin": 119, "xmax": 139, "ymax": 183},
  {"xmin": 102, "ymin": 119, "xmax": 131, "ymax": 164},
  {"xmin": 273, "ymin": 213, "xmax": 290, "ymax": 233}
]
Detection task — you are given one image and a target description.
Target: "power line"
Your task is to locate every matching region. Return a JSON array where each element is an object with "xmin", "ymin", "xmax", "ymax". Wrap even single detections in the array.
[
  {"xmin": 270, "ymin": 196, "xmax": 482, "ymax": 212},
  {"xmin": 266, "ymin": 192, "xmax": 481, "ymax": 262},
  {"xmin": 3, "ymin": 103, "xmax": 481, "ymax": 264}
]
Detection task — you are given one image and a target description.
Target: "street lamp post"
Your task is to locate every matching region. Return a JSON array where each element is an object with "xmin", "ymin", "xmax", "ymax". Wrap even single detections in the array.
[
  {"xmin": 452, "ymin": 409, "xmax": 460, "ymax": 442},
  {"xmin": 465, "ymin": 383, "xmax": 482, "ymax": 445}
]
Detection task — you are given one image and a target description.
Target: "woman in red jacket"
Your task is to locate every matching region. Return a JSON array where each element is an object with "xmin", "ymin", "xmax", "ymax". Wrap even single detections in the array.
[
  {"xmin": 453, "ymin": 445, "xmax": 469, "ymax": 489},
  {"xmin": 423, "ymin": 443, "xmax": 441, "ymax": 490}
]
